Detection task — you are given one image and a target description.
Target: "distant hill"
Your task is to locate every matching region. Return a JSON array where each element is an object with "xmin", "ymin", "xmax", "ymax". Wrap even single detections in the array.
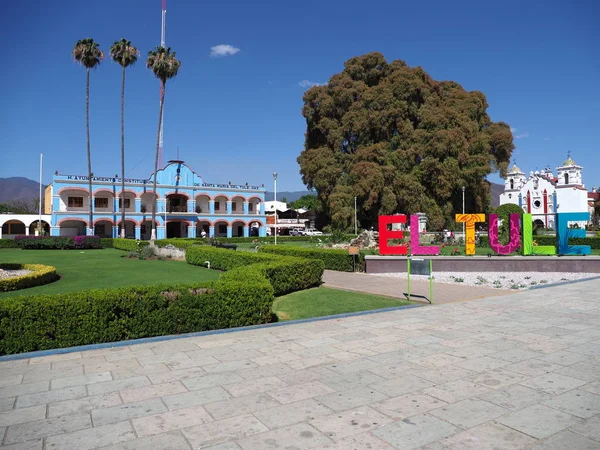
[
  {"xmin": 0, "ymin": 177, "xmax": 46, "ymax": 204},
  {"xmin": 264, "ymin": 191, "xmax": 313, "ymax": 203},
  {"xmin": 490, "ymin": 182, "xmax": 503, "ymax": 208}
]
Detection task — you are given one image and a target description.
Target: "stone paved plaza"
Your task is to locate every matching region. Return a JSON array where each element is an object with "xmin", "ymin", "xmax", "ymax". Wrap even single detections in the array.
[{"xmin": 1, "ymin": 278, "xmax": 599, "ymax": 449}]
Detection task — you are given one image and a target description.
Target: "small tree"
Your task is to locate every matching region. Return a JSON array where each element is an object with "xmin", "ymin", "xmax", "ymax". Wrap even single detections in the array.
[{"xmin": 494, "ymin": 203, "xmax": 524, "ymax": 244}]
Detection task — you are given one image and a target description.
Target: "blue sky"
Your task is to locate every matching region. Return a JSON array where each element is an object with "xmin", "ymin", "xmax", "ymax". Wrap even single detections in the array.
[{"xmin": 2, "ymin": 0, "xmax": 599, "ymax": 192}]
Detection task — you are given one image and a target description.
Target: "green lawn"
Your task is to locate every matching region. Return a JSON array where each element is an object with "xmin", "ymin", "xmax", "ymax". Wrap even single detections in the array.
[
  {"xmin": 236, "ymin": 241, "xmax": 318, "ymax": 250},
  {"xmin": 273, "ymin": 287, "xmax": 412, "ymax": 321},
  {"xmin": 0, "ymin": 248, "xmax": 219, "ymax": 298}
]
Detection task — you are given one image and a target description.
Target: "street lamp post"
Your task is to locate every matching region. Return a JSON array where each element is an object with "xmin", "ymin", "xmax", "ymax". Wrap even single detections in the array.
[
  {"xmin": 462, "ymin": 186, "xmax": 466, "ymax": 239},
  {"xmin": 354, "ymin": 196, "xmax": 357, "ymax": 235},
  {"xmin": 273, "ymin": 172, "xmax": 278, "ymax": 245}
]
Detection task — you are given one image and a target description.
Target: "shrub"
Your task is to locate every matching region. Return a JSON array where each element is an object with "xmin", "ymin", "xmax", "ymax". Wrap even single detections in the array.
[
  {"xmin": 534, "ymin": 236, "xmax": 600, "ymax": 250},
  {"xmin": 0, "ymin": 279, "xmax": 273, "ymax": 355},
  {"xmin": 138, "ymin": 245, "xmax": 156, "ymax": 260},
  {"xmin": 113, "ymin": 238, "xmax": 150, "ymax": 251},
  {"xmin": 186, "ymin": 245, "xmax": 323, "ymax": 296},
  {"xmin": 13, "ymin": 236, "xmax": 101, "ymax": 250},
  {"xmin": 0, "ymin": 264, "xmax": 58, "ymax": 292},
  {"xmin": 0, "ymin": 239, "xmax": 18, "ymax": 249},
  {"xmin": 155, "ymin": 238, "xmax": 207, "ymax": 250},
  {"xmin": 258, "ymin": 245, "xmax": 362, "ymax": 272},
  {"xmin": 100, "ymin": 238, "xmax": 114, "ymax": 248}
]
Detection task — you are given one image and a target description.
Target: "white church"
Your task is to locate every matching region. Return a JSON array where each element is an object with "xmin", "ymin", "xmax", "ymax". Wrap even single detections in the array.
[{"xmin": 499, "ymin": 155, "xmax": 590, "ymax": 230}]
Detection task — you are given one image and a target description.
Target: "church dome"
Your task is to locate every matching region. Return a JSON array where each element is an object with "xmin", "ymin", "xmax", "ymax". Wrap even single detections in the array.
[
  {"xmin": 562, "ymin": 157, "xmax": 577, "ymax": 167},
  {"xmin": 508, "ymin": 163, "xmax": 523, "ymax": 174}
]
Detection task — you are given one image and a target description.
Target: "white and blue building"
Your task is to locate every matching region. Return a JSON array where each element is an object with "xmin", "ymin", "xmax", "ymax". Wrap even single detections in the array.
[{"xmin": 43, "ymin": 160, "xmax": 267, "ymax": 240}]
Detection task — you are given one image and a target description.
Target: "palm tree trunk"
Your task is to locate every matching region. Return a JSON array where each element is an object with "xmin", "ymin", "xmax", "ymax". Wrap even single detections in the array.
[
  {"xmin": 86, "ymin": 67, "xmax": 93, "ymax": 235},
  {"xmin": 151, "ymin": 82, "xmax": 165, "ymax": 240},
  {"xmin": 120, "ymin": 66, "xmax": 126, "ymax": 239}
]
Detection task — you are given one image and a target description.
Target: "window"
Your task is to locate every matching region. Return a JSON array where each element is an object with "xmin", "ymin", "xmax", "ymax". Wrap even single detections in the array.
[
  {"xmin": 232, "ymin": 203, "xmax": 237, "ymax": 211},
  {"xmin": 94, "ymin": 198, "xmax": 109, "ymax": 208},
  {"xmin": 215, "ymin": 201, "xmax": 220, "ymax": 210},
  {"xmin": 249, "ymin": 203, "xmax": 253, "ymax": 211},
  {"xmin": 564, "ymin": 173, "xmax": 569, "ymax": 184},
  {"xmin": 68, "ymin": 196, "xmax": 83, "ymax": 207},
  {"xmin": 219, "ymin": 224, "xmax": 226, "ymax": 234},
  {"xmin": 533, "ymin": 200, "xmax": 541, "ymax": 209},
  {"xmin": 2, "ymin": 221, "xmax": 25, "ymax": 234},
  {"xmin": 510, "ymin": 179, "xmax": 514, "ymax": 190},
  {"xmin": 118, "ymin": 198, "xmax": 131, "ymax": 209}
]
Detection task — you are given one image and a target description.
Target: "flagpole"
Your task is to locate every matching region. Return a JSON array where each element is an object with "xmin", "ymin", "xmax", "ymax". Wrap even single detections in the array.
[{"xmin": 38, "ymin": 153, "xmax": 43, "ymax": 235}]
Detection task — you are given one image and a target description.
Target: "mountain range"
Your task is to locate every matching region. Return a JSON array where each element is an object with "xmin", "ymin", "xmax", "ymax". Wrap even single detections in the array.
[{"xmin": 0, "ymin": 177, "xmax": 503, "ymax": 208}]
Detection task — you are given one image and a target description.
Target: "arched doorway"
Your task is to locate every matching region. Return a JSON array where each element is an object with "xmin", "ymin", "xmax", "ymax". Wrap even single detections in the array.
[
  {"xmin": 248, "ymin": 196, "xmax": 261, "ymax": 215},
  {"xmin": 140, "ymin": 192, "xmax": 158, "ymax": 214},
  {"xmin": 166, "ymin": 220, "xmax": 189, "ymax": 238},
  {"xmin": 59, "ymin": 219, "xmax": 87, "ymax": 236},
  {"xmin": 231, "ymin": 220, "xmax": 246, "ymax": 237},
  {"xmin": 29, "ymin": 220, "xmax": 50, "ymax": 236},
  {"xmin": 2, "ymin": 220, "xmax": 26, "ymax": 238},
  {"xmin": 195, "ymin": 194, "xmax": 210, "ymax": 214},
  {"xmin": 533, "ymin": 219, "xmax": 545, "ymax": 229},
  {"xmin": 214, "ymin": 195, "xmax": 228, "ymax": 214},
  {"xmin": 166, "ymin": 193, "xmax": 189, "ymax": 213},
  {"xmin": 94, "ymin": 219, "xmax": 113, "ymax": 238},
  {"xmin": 117, "ymin": 220, "xmax": 136, "ymax": 239},
  {"xmin": 140, "ymin": 220, "xmax": 157, "ymax": 240},
  {"xmin": 213, "ymin": 220, "xmax": 228, "ymax": 237},
  {"xmin": 196, "ymin": 220, "xmax": 210, "ymax": 238}
]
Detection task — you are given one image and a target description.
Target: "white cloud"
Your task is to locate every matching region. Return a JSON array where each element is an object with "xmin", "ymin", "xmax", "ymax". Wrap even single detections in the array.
[
  {"xmin": 511, "ymin": 127, "xmax": 529, "ymax": 139},
  {"xmin": 298, "ymin": 80, "xmax": 326, "ymax": 89},
  {"xmin": 210, "ymin": 44, "xmax": 240, "ymax": 58}
]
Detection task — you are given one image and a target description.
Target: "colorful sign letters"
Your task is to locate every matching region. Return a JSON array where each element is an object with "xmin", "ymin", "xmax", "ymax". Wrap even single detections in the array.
[{"xmin": 378, "ymin": 212, "xmax": 591, "ymax": 256}]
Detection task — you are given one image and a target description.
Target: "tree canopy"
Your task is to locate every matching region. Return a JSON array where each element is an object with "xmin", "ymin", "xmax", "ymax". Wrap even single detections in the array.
[
  {"xmin": 289, "ymin": 194, "xmax": 319, "ymax": 211},
  {"xmin": 297, "ymin": 52, "xmax": 514, "ymax": 231}
]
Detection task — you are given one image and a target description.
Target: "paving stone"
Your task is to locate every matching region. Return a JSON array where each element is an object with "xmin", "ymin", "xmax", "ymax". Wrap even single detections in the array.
[
  {"xmin": 570, "ymin": 416, "xmax": 600, "ymax": 442},
  {"xmin": 16, "ymin": 385, "xmax": 87, "ymax": 408},
  {"xmin": 497, "ymin": 404, "xmax": 581, "ymax": 439},
  {"xmin": 469, "ymin": 368, "xmax": 529, "ymax": 390},
  {"xmin": 45, "ymin": 420, "xmax": 136, "ymax": 450},
  {"xmin": 4, "ymin": 412, "xmax": 92, "ymax": 444},
  {"xmin": 416, "ymin": 365, "xmax": 477, "ymax": 384},
  {"xmin": 489, "ymin": 348, "xmax": 545, "ymax": 363},
  {"xmin": 326, "ymin": 358, "xmax": 382, "ymax": 375},
  {"xmin": 520, "ymin": 372, "xmax": 587, "ymax": 395},
  {"xmin": 0, "ymin": 439, "xmax": 43, "ymax": 450},
  {"xmin": 50, "ymin": 371, "xmax": 113, "ymax": 390},
  {"xmin": 202, "ymin": 360, "xmax": 258, "ymax": 373},
  {"xmin": 309, "ymin": 406, "xmax": 392, "ymax": 441},
  {"xmin": 236, "ymin": 422, "xmax": 331, "ymax": 450},
  {"xmin": 97, "ymin": 431, "xmax": 193, "ymax": 449},
  {"xmin": 201, "ymin": 443, "xmax": 241, "ymax": 450},
  {"xmin": 0, "ymin": 381, "xmax": 49, "ymax": 399},
  {"xmin": 92, "ymin": 398, "xmax": 168, "ymax": 426},
  {"xmin": 554, "ymin": 360, "xmax": 600, "ymax": 382},
  {"xmin": 423, "ymin": 379, "xmax": 492, "ymax": 404},
  {"xmin": 182, "ymin": 372, "xmax": 244, "ymax": 391},
  {"xmin": 136, "ymin": 351, "xmax": 191, "ymax": 367},
  {"xmin": 412, "ymin": 353, "xmax": 465, "ymax": 368},
  {"xmin": 372, "ymin": 392, "xmax": 447, "ymax": 419},
  {"xmin": 372, "ymin": 413, "xmax": 458, "ymax": 449},
  {"xmin": 503, "ymin": 358, "xmax": 563, "ymax": 377},
  {"xmin": 0, "ymin": 396, "xmax": 15, "ymax": 412},
  {"xmin": 223, "ymin": 376, "xmax": 287, "ymax": 397},
  {"xmin": 266, "ymin": 380, "xmax": 335, "ymax": 404},
  {"xmin": 429, "ymin": 398, "xmax": 507, "ymax": 429},
  {"xmin": 528, "ymin": 430, "xmax": 600, "ymax": 449},
  {"xmin": 87, "ymin": 376, "xmax": 151, "ymax": 396},
  {"xmin": 120, "ymin": 381, "xmax": 187, "ymax": 403},
  {"xmin": 478, "ymin": 384, "xmax": 552, "ymax": 411},
  {"xmin": 321, "ymin": 371, "xmax": 386, "ymax": 391},
  {"xmin": 132, "ymin": 404, "xmax": 213, "ymax": 437},
  {"xmin": 162, "ymin": 386, "xmax": 230, "ymax": 410},
  {"xmin": 369, "ymin": 374, "xmax": 433, "ymax": 397},
  {"xmin": 581, "ymin": 381, "xmax": 600, "ymax": 396},
  {"xmin": 570, "ymin": 342, "xmax": 600, "ymax": 358},
  {"xmin": 147, "ymin": 366, "xmax": 208, "ymax": 384},
  {"xmin": 182, "ymin": 413, "xmax": 268, "ymax": 448},
  {"xmin": 109, "ymin": 363, "xmax": 170, "ymax": 380},
  {"xmin": 443, "ymin": 345, "xmax": 496, "ymax": 360},
  {"xmin": 49, "ymin": 392, "xmax": 122, "ymax": 418},
  {"xmin": 433, "ymin": 421, "xmax": 536, "ymax": 450},
  {"xmin": 541, "ymin": 389, "xmax": 600, "ymax": 419},
  {"xmin": 253, "ymin": 398, "xmax": 333, "ymax": 429},
  {"xmin": 277, "ymin": 367, "xmax": 338, "ymax": 385},
  {"xmin": 317, "ymin": 386, "xmax": 389, "ymax": 412},
  {"xmin": 82, "ymin": 358, "xmax": 141, "ymax": 375},
  {"xmin": 51, "ymin": 355, "xmax": 107, "ymax": 369},
  {"xmin": 204, "ymin": 392, "xmax": 281, "ymax": 420},
  {"xmin": 0, "ymin": 374, "xmax": 23, "ymax": 388},
  {"xmin": 166, "ymin": 356, "xmax": 222, "ymax": 371},
  {"xmin": 235, "ymin": 363, "xmax": 292, "ymax": 381},
  {"xmin": 29, "ymin": 352, "xmax": 82, "ymax": 365},
  {"xmin": 0, "ymin": 404, "xmax": 46, "ymax": 427},
  {"xmin": 307, "ymin": 432, "xmax": 395, "ymax": 449}
]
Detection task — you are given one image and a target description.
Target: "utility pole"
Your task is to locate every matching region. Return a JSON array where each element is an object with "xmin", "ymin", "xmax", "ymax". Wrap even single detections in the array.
[
  {"xmin": 38, "ymin": 153, "xmax": 43, "ymax": 235},
  {"xmin": 354, "ymin": 196, "xmax": 357, "ymax": 235},
  {"xmin": 158, "ymin": 0, "xmax": 167, "ymax": 169},
  {"xmin": 462, "ymin": 186, "xmax": 466, "ymax": 239},
  {"xmin": 273, "ymin": 172, "xmax": 278, "ymax": 245}
]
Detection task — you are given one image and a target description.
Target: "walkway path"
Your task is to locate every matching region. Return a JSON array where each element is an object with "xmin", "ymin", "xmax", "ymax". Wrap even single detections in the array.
[
  {"xmin": 1, "ymin": 279, "xmax": 599, "ymax": 449},
  {"xmin": 323, "ymin": 270, "xmax": 510, "ymax": 304}
]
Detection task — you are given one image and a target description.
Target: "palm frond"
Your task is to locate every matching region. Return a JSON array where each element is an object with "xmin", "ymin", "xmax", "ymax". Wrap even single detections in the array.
[
  {"xmin": 110, "ymin": 38, "xmax": 140, "ymax": 68},
  {"xmin": 72, "ymin": 38, "xmax": 104, "ymax": 69},
  {"xmin": 146, "ymin": 46, "xmax": 181, "ymax": 83}
]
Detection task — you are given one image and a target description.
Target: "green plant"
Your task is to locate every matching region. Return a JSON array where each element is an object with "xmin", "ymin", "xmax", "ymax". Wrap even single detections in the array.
[
  {"xmin": 139, "ymin": 245, "xmax": 156, "ymax": 260},
  {"xmin": 0, "ymin": 239, "xmax": 18, "ymax": 249},
  {"xmin": 258, "ymin": 245, "xmax": 363, "ymax": 272},
  {"xmin": 451, "ymin": 276, "xmax": 464, "ymax": 283},
  {"xmin": 100, "ymin": 238, "xmax": 114, "ymax": 248},
  {"xmin": 0, "ymin": 264, "xmax": 58, "ymax": 292},
  {"xmin": 113, "ymin": 238, "xmax": 150, "ymax": 251}
]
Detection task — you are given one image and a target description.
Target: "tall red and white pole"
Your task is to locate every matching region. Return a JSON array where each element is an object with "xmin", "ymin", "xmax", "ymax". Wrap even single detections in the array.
[{"xmin": 158, "ymin": 0, "xmax": 166, "ymax": 168}]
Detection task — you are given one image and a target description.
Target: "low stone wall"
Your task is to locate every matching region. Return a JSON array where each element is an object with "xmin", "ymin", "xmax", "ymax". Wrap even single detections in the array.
[
  {"xmin": 365, "ymin": 255, "xmax": 600, "ymax": 273},
  {"xmin": 152, "ymin": 245, "xmax": 186, "ymax": 259}
]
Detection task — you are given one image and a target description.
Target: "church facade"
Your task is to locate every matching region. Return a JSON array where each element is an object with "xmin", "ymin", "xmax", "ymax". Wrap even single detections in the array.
[
  {"xmin": 499, "ymin": 156, "xmax": 589, "ymax": 229},
  {"xmin": 43, "ymin": 160, "xmax": 268, "ymax": 239}
]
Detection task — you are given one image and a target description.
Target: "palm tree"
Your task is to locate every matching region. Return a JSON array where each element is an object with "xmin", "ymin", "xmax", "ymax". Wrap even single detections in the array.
[
  {"xmin": 110, "ymin": 39, "xmax": 139, "ymax": 238},
  {"xmin": 72, "ymin": 38, "xmax": 104, "ymax": 235},
  {"xmin": 146, "ymin": 46, "xmax": 181, "ymax": 240}
]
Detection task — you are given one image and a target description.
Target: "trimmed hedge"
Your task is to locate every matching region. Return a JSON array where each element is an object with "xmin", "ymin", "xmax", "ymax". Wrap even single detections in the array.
[
  {"xmin": 13, "ymin": 236, "xmax": 102, "ymax": 250},
  {"xmin": 0, "ymin": 240, "xmax": 18, "ymax": 249},
  {"xmin": 155, "ymin": 238, "xmax": 208, "ymax": 250},
  {"xmin": 0, "ymin": 279, "xmax": 273, "ymax": 355},
  {"xmin": 478, "ymin": 235, "xmax": 600, "ymax": 250},
  {"xmin": 258, "ymin": 245, "xmax": 363, "ymax": 272},
  {"xmin": 0, "ymin": 264, "xmax": 58, "ymax": 292},
  {"xmin": 112, "ymin": 238, "xmax": 150, "ymax": 251},
  {"xmin": 100, "ymin": 238, "xmax": 114, "ymax": 248},
  {"xmin": 186, "ymin": 245, "xmax": 323, "ymax": 296}
]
